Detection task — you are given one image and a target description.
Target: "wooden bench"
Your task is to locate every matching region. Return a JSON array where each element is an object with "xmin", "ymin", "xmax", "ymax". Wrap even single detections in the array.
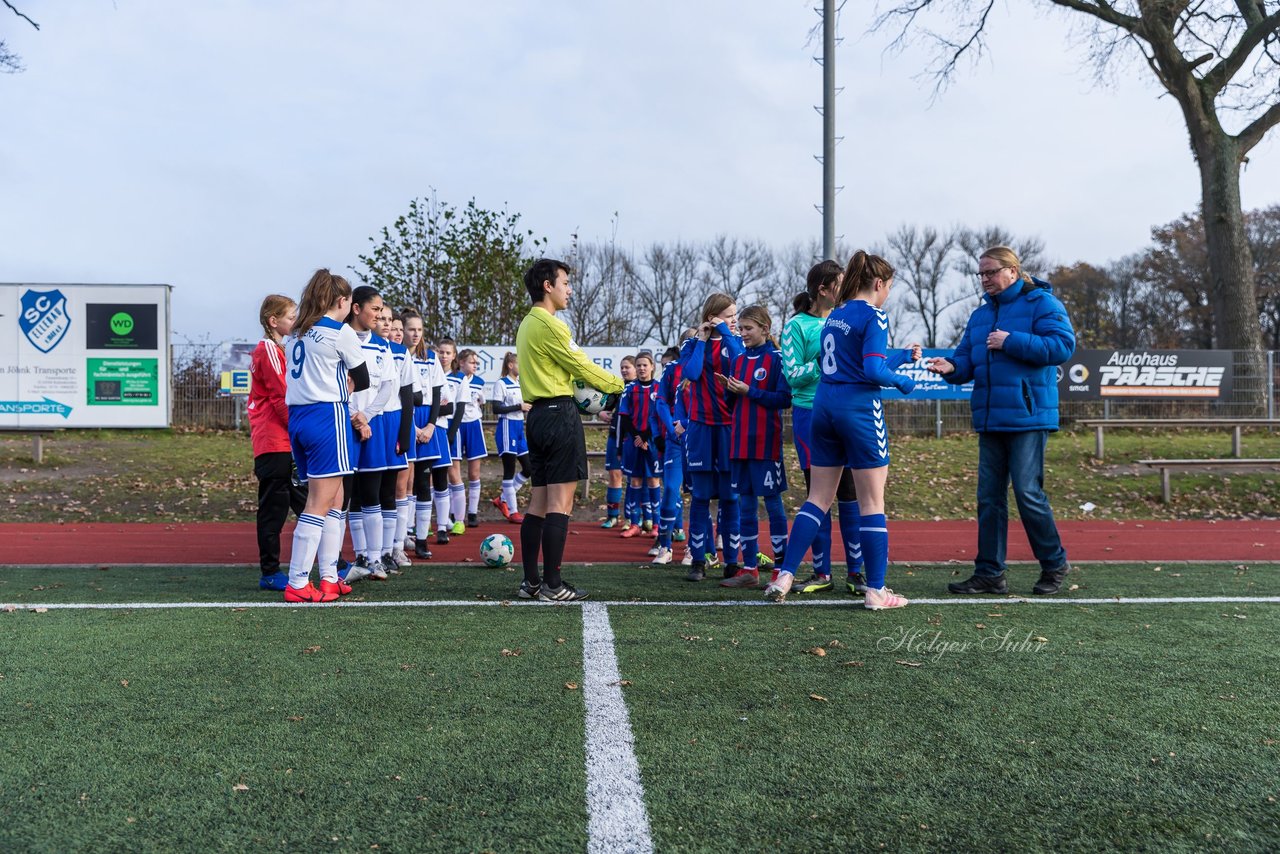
[
  {"xmin": 1079, "ymin": 418, "xmax": 1280, "ymax": 460},
  {"xmin": 1137, "ymin": 458, "xmax": 1280, "ymax": 503}
]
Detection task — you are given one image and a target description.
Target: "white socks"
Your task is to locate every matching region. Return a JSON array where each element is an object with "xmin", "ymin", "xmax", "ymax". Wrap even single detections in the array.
[
  {"xmin": 467, "ymin": 480, "xmax": 481, "ymax": 515},
  {"xmin": 288, "ymin": 514, "xmax": 324, "ymax": 589}
]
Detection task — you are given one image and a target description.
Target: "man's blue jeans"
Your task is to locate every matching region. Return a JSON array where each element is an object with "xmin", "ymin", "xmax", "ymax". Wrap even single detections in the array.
[{"xmin": 975, "ymin": 430, "xmax": 1068, "ymax": 577}]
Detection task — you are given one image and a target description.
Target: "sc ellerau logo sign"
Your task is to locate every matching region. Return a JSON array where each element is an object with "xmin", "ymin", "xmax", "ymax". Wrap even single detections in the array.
[{"xmin": 19, "ymin": 289, "xmax": 71, "ymax": 353}]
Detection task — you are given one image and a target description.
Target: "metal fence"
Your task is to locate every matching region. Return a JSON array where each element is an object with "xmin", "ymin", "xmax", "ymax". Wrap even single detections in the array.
[{"xmin": 171, "ymin": 345, "xmax": 1280, "ymax": 434}]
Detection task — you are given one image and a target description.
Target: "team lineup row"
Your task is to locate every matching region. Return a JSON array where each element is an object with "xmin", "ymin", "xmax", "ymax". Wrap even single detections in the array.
[{"xmin": 248, "ymin": 244, "xmax": 1078, "ymax": 605}]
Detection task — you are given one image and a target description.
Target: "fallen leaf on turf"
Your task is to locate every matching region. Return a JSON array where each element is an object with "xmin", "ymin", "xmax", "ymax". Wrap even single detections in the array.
[
  {"xmin": 975, "ymin": 624, "xmax": 986, "ymax": 629},
  {"xmin": 232, "ymin": 608, "xmax": 246, "ymax": 612},
  {"xmin": 807, "ymin": 647, "xmax": 827, "ymax": 657},
  {"xmin": 286, "ymin": 716, "xmax": 304, "ymax": 722},
  {"xmin": 809, "ymin": 694, "xmax": 828, "ymax": 702},
  {"xmin": 32, "ymin": 608, "xmax": 48, "ymax": 614},
  {"xmin": 400, "ymin": 664, "xmax": 414, "ymax": 671},
  {"xmin": 564, "ymin": 682, "xmax": 578, "ymax": 691},
  {"xmin": 2, "ymin": 605, "xmax": 15, "ymax": 613},
  {"xmin": 1153, "ymin": 567, "xmax": 1162, "ymax": 572},
  {"xmin": 232, "ymin": 784, "xmax": 249, "ymax": 792},
  {"xmin": 987, "ymin": 613, "xmax": 1003, "ymax": 618},
  {"xmin": 827, "ymin": 640, "xmax": 844, "ymax": 648},
  {"xmin": 120, "ymin": 680, "xmax": 129, "ymax": 687},
  {"xmin": 1033, "ymin": 636, "xmax": 1048, "ymax": 643},
  {"xmin": 896, "ymin": 661, "xmax": 923, "ymax": 668},
  {"xmin": 842, "ymin": 661, "xmax": 864, "ymax": 667},
  {"xmin": 611, "ymin": 680, "xmax": 633, "ymax": 687},
  {"xmin": 1068, "ymin": 584, "xmax": 1080, "ymax": 591},
  {"xmin": 302, "ymin": 646, "xmax": 322, "ymax": 655},
  {"xmin": 556, "ymin": 638, "xmax": 566, "ymax": 644},
  {"xmin": 501, "ymin": 648, "xmax": 522, "ymax": 657}
]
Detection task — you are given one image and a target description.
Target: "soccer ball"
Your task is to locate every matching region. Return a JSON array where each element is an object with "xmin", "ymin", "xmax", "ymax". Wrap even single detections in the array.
[
  {"xmin": 573, "ymin": 379, "xmax": 609, "ymax": 415},
  {"xmin": 480, "ymin": 533, "xmax": 515, "ymax": 568}
]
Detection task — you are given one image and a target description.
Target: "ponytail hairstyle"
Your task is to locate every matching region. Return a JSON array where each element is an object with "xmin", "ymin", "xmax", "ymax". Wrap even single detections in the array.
[
  {"xmin": 294, "ymin": 269, "xmax": 352, "ymax": 337},
  {"xmin": 739, "ymin": 304, "xmax": 772, "ymax": 336},
  {"xmin": 399, "ymin": 307, "xmax": 426, "ymax": 358},
  {"xmin": 258, "ymin": 294, "xmax": 296, "ymax": 339},
  {"xmin": 837, "ymin": 250, "xmax": 896, "ymax": 304},
  {"xmin": 794, "ymin": 259, "xmax": 843, "ymax": 316},
  {"xmin": 345, "ymin": 285, "xmax": 382, "ymax": 326},
  {"xmin": 500, "ymin": 351, "xmax": 518, "ymax": 378},
  {"xmin": 679, "ymin": 327, "xmax": 697, "ymax": 344},
  {"xmin": 699, "ymin": 292, "xmax": 735, "ymax": 324},
  {"xmin": 979, "ymin": 245, "xmax": 1025, "ymax": 282},
  {"xmin": 454, "ymin": 347, "xmax": 477, "ymax": 374}
]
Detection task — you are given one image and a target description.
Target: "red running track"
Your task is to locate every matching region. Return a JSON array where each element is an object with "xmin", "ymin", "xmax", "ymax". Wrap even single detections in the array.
[{"xmin": 2, "ymin": 519, "xmax": 1277, "ymax": 565}]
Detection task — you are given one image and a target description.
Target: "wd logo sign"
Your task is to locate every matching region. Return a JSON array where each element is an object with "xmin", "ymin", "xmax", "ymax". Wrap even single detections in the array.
[{"xmin": 20, "ymin": 289, "xmax": 72, "ymax": 353}]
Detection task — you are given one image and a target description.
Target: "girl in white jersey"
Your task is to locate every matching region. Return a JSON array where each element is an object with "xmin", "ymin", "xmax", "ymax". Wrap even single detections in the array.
[
  {"xmin": 447, "ymin": 349, "xmax": 489, "ymax": 532},
  {"xmin": 431, "ymin": 339, "xmax": 460, "ymax": 545},
  {"xmin": 282, "ymin": 269, "xmax": 369, "ymax": 603},
  {"xmin": 383, "ymin": 308, "xmax": 417, "ymax": 569},
  {"xmin": 402, "ymin": 310, "xmax": 448, "ymax": 558},
  {"xmin": 489, "ymin": 352, "xmax": 531, "ymax": 523}
]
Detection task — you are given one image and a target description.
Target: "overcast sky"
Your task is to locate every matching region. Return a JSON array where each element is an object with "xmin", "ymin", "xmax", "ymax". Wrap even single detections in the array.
[{"xmin": 3, "ymin": 1, "xmax": 1279, "ymax": 345}]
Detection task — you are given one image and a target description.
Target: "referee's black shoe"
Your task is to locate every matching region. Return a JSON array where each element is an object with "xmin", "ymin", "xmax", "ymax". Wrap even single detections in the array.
[
  {"xmin": 1032, "ymin": 564, "xmax": 1071, "ymax": 595},
  {"xmin": 947, "ymin": 573, "xmax": 1008, "ymax": 595},
  {"xmin": 538, "ymin": 581, "xmax": 588, "ymax": 602}
]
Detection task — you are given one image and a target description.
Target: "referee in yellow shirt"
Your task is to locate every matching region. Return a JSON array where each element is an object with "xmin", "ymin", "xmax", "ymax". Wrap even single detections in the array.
[{"xmin": 515, "ymin": 259, "xmax": 625, "ymax": 601}]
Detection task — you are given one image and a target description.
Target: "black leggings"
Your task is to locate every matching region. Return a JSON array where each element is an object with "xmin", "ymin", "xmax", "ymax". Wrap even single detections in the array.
[
  {"xmin": 412, "ymin": 462, "xmax": 452, "ymax": 500},
  {"xmin": 355, "ymin": 469, "xmax": 396, "ymax": 511},
  {"xmin": 801, "ymin": 467, "xmax": 858, "ymax": 502},
  {"xmin": 501, "ymin": 453, "xmax": 531, "ymax": 480}
]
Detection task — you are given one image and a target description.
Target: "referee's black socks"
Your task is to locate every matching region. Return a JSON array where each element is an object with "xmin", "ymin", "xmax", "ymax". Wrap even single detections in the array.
[
  {"xmin": 541, "ymin": 513, "xmax": 571, "ymax": 590},
  {"xmin": 520, "ymin": 514, "xmax": 544, "ymax": 585}
]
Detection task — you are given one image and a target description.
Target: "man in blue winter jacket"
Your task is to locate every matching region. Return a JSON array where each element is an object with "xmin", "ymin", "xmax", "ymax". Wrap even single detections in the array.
[{"xmin": 927, "ymin": 246, "xmax": 1076, "ymax": 595}]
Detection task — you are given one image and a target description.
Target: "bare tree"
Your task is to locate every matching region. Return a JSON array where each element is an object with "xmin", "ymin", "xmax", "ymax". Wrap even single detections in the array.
[
  {"xmin": 2, "ymin": 2, "xmax": 40, "ymax": 74},
  {"xmin": 632, "ymin": 241, "xmax": 706, "ymax": 347},
  {"xmin": 882, "ymin": 224, "xmax": 966, "ymax": 347},
  {"xmin": 562, "ymin": 238, "xmax": 637, "ymax": 346},
  {"xmin": 699, "ymin": 235, "xmax": 775, "ymax": 306},
  {"xmin": 872, "ymin": 0, "xmax": 1280, "ymax": 403}
]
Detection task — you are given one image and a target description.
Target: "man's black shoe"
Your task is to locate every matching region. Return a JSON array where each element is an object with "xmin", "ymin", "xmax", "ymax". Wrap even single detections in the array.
[
  {"xmin": 947, "ymin": 573, "xmax": 1008, "ymax": 595},
  {"xmin": 1033, "ymin": 565, "xmax": 1070, "ymax": 595},
  {"xmin": 414, "ymin": 539, "xmax": 433, "ymax": 560}
]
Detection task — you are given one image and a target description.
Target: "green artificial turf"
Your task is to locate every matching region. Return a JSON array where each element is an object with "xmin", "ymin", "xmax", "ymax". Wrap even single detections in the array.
[
  {"xmin": 2, "ymin": 563, "xmax": 1279, "ymax": 852},
  {"xmin": 0, "ymin": 561, "xmax": 1276, "ymax": 605},
  {"xmin": 0, "ymin": 608, "xmax": 587, "ymax": 853}
]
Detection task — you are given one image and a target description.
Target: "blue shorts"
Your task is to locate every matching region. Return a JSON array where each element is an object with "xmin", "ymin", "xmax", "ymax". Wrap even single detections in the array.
[
  {"xmin": 356, "ymin": 414, "xmax": 389, "ymax": 471},
  {"xmin": 620, "ymin": 439, "xmax": 638, "ymax": 477},
  {"xmin": 810, "ymin": 388, "xmax": 890, "ymax": 470},
  {"xmin": 451, "ymin": 420, "xmax": 489, "ymax": 461},
  {"xmin": 605, "ymin": 432, "xmax": 621, "ymax": 472},
  {"xmin": 685, "ymin": 421, "xmax": 732, "ymax": 473},
  {"xmin": 423, "ymin": 424, "xmax": 452, "ymax": 468},
  {"xmin": 731, "ymin": 458, "xmax": 787, "ymax": 497},
  {"xmin": 495, "ymin": 418, "xmax": 528, "ymax": 456},
  {"xmin": 792, "ymin": 406, "xmax": 814, "ymax": 470},
  {"xmin": 289, "ymin": 401, "xmax": 355, "ymax": 481},
  {"xmin": 383, "ymin": 409, "xmax": 409, "ymax": 471},
  {"xmin": 626, "ymin": 440, "xmax": 663, "ymax": 480}
]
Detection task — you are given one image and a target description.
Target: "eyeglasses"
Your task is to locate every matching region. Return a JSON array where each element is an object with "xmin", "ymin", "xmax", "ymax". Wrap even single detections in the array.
[{"xmin": 976, "ymin": 266, "xmax": 1011, "ymax": 280}]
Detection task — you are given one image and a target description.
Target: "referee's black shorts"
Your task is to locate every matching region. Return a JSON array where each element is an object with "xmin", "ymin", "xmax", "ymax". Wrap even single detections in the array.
[{"xmin": 526, "ymin": 396, "xmax": 586, "ymax": 487}]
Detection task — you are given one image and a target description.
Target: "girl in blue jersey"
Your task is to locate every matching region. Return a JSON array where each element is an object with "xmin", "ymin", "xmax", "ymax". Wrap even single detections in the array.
[
  {"xmin": 282, "ymin": 269, "xmax": 370, "ymax": 603},
  {"xmin": 764, "ymin": 251, "xmax": 921, "ymax": 610},
  {"xmin": 718, "ymin": 305, "xmax": 791, "ymax": 588},
  {"xmin": 490, "ymin": 352, "xmax": 531, "ymax": 523},
  {"xmin": 678, "ymin": 293, "xmax": 745, "ymax": 582},
  {"xmin": 651, "ymin": 344, "xmax": 687, "ymax": 565},
  {"xmin": 618, "ymin": 353, "xmax": 664, "ymax": 541},
  {"xmin": 599, "ymin": 355, "xmax": 637, "ymax": 529}
]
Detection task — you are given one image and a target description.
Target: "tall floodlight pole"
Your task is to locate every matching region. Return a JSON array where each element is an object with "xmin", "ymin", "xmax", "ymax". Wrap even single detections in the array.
[{"xmin": 822, "ymin": 0, "xmax": 835, "ymax": 261}]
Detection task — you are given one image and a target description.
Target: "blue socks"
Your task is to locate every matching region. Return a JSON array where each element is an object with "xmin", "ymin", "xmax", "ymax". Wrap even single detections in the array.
[
  {"xmin": 779, "ymin": 501, "xmax": 826, "ymax": 577},
  {"xmin": 606, "ymin": 485, "xmax": 623, "ymax": 520},
  {"xmin": 740, "ymin": 497, "xmax": 760, "ymax": 569},
  {"xmin": 764, "ymin": 494, "xmax": 788, "ymax": 563},
  {"xmin": 838, "ymin": 500, "xmax": 863, "ymax": 576},
  {"xmin": 860, "ymin": 513, "xmax": 888, "ymax": 589}
]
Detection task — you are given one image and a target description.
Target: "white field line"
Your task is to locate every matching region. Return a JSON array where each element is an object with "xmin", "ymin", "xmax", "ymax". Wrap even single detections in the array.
[
  {"xmin": 5, "ymin": 596, "xmax": 1280, "ymax": 611},
  {"xmin": 580, "ymin": 603, "xmax": 653, "ymax": 854}
]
